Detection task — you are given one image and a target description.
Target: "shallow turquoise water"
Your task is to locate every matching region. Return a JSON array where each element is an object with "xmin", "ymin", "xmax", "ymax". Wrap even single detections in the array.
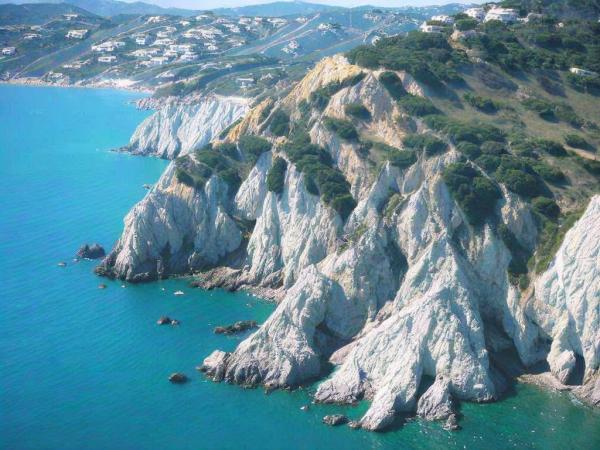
[{"xmin": 1, "ymin": 84, "xmax": 599, "ymax": 449}]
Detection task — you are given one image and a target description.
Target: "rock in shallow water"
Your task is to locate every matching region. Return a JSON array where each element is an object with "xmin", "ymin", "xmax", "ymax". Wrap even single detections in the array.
[
  {"xmin": 77, "ymin": 243, "xmax": 105, "ymax": 259},
  {"xmin": 213, "ymin": 321, "xmax": 258, "ymax": 335},
  {"xmin": 322, "ymin": 414, "xmax": 348, "ymax": 426},
  {"xmin": 169, "ymin": 373, "xmax": 188, "ymax": 383}
]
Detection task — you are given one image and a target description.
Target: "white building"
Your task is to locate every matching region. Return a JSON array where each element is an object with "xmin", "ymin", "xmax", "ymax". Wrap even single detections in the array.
[
  {"xmin": 179, "ymin": 52, "xmax": 198, "ymax": 61},
  {"xmin": 169, "ymin": 44, "xmax": 194, "ymax": 53},
  {"xmin": 2, "ymin": 46, "xmax": 16, "ymax": 55},
  {"xmin": 146, "ymin": 16, "xmax": 164, "ymax": 24},
  {"xmin": 63, "ymin": 13, "xmax": 79, "ymax": 21},
  {"xmin": 66, "ymin": 29, "xmax": 88, "ymax": 39},
  {"xmin": 91, "ymin": 42, "xmax": 116, "ymax": 52},
  {"xmin": 236, "ymin": 77, "xmax": 255, "ymax": 88},
  {"xmin": 23, "ymin": 33, "xmax": 41, "ymax": 40},
  {"xmin": 484, "ymin": 8, "xmax": 518, "ymax": 23},
  {"xmin": 570, "ymin": 67, "xmax": 599, "ymax": 78},
  {"xmin": 152, "ymin": 38, "xmax": 175, "ymax": 47},
  {"xmin": 464, "ymin": 7, "xmax": 485, "ymax": 21},
  {"xmin": 135, "ymin": 35, "xmax": 149, "ymax": 45},
  {"xmin": 431, "ymin": 15, "xmax": 454, "ymax": 25},
  {"xmin": 98, "ymin": 55, "xmax": 116, "ymax": 63},
  {"xmin": 420, "ymin": 23, "xmax": 444, "ymax": 33},
  {"xmin": 149, "ymin": 56, "xmax": 169, "ymax": 66}
]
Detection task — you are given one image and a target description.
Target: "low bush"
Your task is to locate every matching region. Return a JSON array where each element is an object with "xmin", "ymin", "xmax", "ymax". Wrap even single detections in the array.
[
  {"xmin": 344, "ymin": 103, "xmax": 371, "ymax": 120},
  {"xmin": 443, "ymin": 162, "xmax": 502, "ymax": 226},
  {"xmin": 564, "ymin": 133, "xmax": 591, "ymax": 150},
  {"xmin": 379, "ymin": 71, "xmax": 407, "ymax": 100},
  {"xmin": 238, "ymin": 135, "xmax": 272, "ymax": 164},
  {"xmin": 424, "ymin": 115, "xmax": 505, "ymax": 145},
  {"xmin": 371, "ymin": 142, "xmax": 417, "ymax": 169},
  {"xmin": 323, "ymin": 116, "xmax": 359, "ymax": 141},
  {"xmin": 532, "ymin": 196, "xmax": 560, "ymax": 219},
  {"xmin": 309, "ymin": 73, "xmax": 366, "ymax": 110},
  {"xmin": 266, "ymin": 157, "xmax": 287, "ymax": 193},
  {"xmin": 535, "ymin": 139, "xmax": 567, "ymax": 157},
  {"xmin": 269, "ymin": 109, "xmax": 290, "ymax": 137},
  {"xmin": 398, "ymin": 94, "xmax": 439, "ymax": 116},
  {"xmin": 463, "ymin": 93, "xmax": 499, "ymax": 113},
  {"xmin": 403, "ymin": 133, "xmax": 448, "ymax": 156},
  {"xmin": 282, "ymin": 137, "xmax": 356, "ymax": 220}
]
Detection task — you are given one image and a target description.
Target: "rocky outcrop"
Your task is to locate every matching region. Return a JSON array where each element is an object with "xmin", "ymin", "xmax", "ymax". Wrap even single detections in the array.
[
  {"xmin": 124, "ymin": 95, "xmax": 249, "ymax": 159},
  {"xmin": 214, "ymin": 321, "xmax": 258, "ymax": 335},
  {"xmin": 96, "ymin": 163, "xmax": 243, "ymax": 282},
  {"xmin": 102, "ymin": 55, "xmax": 600, "ymax": 429},
  {"xmin": 77, "ymin": 243, "xmax": 105, "ymax": 259}
]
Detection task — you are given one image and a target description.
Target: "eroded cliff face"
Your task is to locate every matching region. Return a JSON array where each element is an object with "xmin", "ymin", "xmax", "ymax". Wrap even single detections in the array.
[
  {"xmin": 124, "ymin": 95, "xmax": 249, "ymax": 159},
  {"xmin": 100, "ymin": 56, "xmax": 600, "ymax": 429}
]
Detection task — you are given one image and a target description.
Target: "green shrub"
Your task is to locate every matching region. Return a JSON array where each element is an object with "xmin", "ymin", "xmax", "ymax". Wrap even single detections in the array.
[
  {"xmin": 456, "ymin": 142, "xmax": 481, "ymax": 159},
  {"xmin": 398, "ymin": 94, "xmax": 439, "ymax": 116},
  {"xmin": 481, "ymin": 141, "xmax": 506, "ymax": 155},
  {"xmin": 218, "ymin": 118, "xmax": 242, "ymax": 139},
  {"xmin": 424, "ymin": 115, "xmax": 505, "ymax": 145},
  {"xmin": 535, "ymin": 139, "xmax": 567, "ymax": 157},
  {"xmin": 532, "ymin": 161, "xmax": 566, "ymax": 183},
  {"xmin": 344, "ymin": 103, "xmax": 371, "ymax": 120},
  {"xmin": 455, "ymin": 18, "xmax": 478, "ymax": 31},
  {"xmin": 282, "ymin": 137, "xmax": 356, "ymax": 220},
  {"xmin": 323, "ymin": 116, "xmax": 359, "ymax": 140},
  {"xmin": 532, "ymin": 197, "xmax": 560, "ymax": 219},
  {"xmin": 309, "ymin": 73, "xmax": 366, "ymax": 110},
  {"xmin": 443, "ymin": 162, "xmax": 502, "ymax": 226},
  {"xmin": 379, "ymin": 71, "xmax": 407, "ymax": 100},
  {"xmin": 238, "ymin": 135, "xmax": 272, "ymax": 164},
  {"xmin": 463, "ymin": 93, "xmax": 499, "ymax": 113},
  {"xmin": 564, "ymin": 133, "xmax": 591, "ymax": 150},
  {"xmin": 266, "ymin": 157, "xmax": 287, "ymax": 193},
  {"xmin": 371, "ymin": 142, "xmax": 417, "ymax": 169},
  {"xmin": 269, "ymin": 109, "xmax": 290, "ymax": 137},
  {"xmin": 213, "ymin": 142, "xmax": 239, "ymax": 160},
  {"xmin": 403, "ymin": 133, "xmax": 448, "ymax": 156},
  {"xmin": 535, "ymin": 210, "xmax": 583, "ymax": 273},
  {"xmin": 498, "ymin": 223, "xmax": 530, "ymax": 280}
]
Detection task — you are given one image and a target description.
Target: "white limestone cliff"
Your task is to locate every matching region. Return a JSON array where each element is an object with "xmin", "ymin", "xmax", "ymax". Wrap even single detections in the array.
[
  {"xmin": 125, "ymin": 95, "xmax": 249, "ymax": 159},
  {"xmin": 101, "ymin": 55, "xmax": 600, "ymax": 428}
]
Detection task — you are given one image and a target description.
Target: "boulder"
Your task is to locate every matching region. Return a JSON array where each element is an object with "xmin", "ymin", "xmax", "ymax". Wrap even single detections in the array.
[
  {"xmin": 77, "ymin": 243, "xmax": 105, "ymax": 259},
  {"xmin": 322, "ymin": 414, "xmax": 348, "ymax": 426},
  {"xmin": 157, "ymin": 316, "xmax": 173, "ymax": 325},
  {"xmin": 169, "ymin": 373, "xmax": 188, "ymax": 383},
  {"xmin": 213, "ymin": 320, "xmax": 258, "ymax": 335}
]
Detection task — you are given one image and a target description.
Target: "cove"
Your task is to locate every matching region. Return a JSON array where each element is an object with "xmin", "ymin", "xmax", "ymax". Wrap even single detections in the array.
[{"xmin": 0, "ymin": 85, "xmax": 599, "ymax": 450}]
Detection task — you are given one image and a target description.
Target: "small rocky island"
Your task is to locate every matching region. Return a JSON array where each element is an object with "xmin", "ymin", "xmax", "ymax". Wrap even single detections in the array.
[
  {"xmin": 213, "ymin": 321, "xmax": 258, "ymax": 335},
  {"xmin": 76, "ymin": 243, "xmax": 105, "ymax": 259}
]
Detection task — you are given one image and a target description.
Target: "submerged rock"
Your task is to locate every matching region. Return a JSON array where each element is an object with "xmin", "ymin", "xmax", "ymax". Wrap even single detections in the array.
[
  {"xmin": 169, "ymin": 373, "xmax": 188, "ymax": 383},
  {"xmin": 322, "ymin": 414, "xmax": 348, "ymax": 426},
  {"xmin": 157, "ymin": 316, "xmax": 179, "ymax": 326},
  {"xmin": 77, "ymin": 244, "xmax": 105, "ymax": 259},
  {"xmin": 443, "ymin": 414, "xmax": 461, "ymax": 431},
  {"xmin": 98, "ymin": 283, "xmax": 107, "ymax": 289},
  {"xmin": 213, "ymin": 321, "xmax": 258, "ymax": 335}
]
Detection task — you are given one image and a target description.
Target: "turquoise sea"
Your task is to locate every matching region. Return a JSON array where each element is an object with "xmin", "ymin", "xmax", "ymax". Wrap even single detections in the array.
[{"xmin": 1, "ymin": 84, "xmax": 599, "ymax": 449}]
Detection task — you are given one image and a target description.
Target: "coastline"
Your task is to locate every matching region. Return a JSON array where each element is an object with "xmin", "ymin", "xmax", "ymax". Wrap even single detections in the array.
[{"xmin": 0, "ymin": 77, "xmax": 155, "ymax": 95}]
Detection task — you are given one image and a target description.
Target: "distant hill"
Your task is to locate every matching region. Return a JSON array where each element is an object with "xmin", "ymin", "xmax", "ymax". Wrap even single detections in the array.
[
  {"xmin": 0, "ymin": 0, "xmax": 200, "ymax": 17},
  {"xmin": 0, "ymin": 2, "xmax": 96, "ymax": 24},
  {"xmin": 213, "ymin": 1, "xmax": 340, "ymax": 17}
]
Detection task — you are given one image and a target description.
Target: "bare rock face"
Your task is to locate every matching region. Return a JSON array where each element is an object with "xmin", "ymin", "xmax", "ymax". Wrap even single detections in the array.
[
  {"xmin": 103, "ymin": 55, "xmax": 600, "ymax": 429},
  {"xmin": 125, "ymin": 95, "xmax": 248, "ymax": 159}
]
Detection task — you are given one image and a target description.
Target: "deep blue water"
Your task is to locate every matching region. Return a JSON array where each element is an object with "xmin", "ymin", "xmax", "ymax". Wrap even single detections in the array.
[{"xmin": 1, "ymin": 84, "xmax": 599, "ymax": 450}]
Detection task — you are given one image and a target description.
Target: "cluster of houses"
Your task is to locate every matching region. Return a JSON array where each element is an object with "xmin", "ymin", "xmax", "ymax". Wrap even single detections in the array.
[{"xmin": 419, "ymin": 5, "xmax": 526, "ymax": 34}]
